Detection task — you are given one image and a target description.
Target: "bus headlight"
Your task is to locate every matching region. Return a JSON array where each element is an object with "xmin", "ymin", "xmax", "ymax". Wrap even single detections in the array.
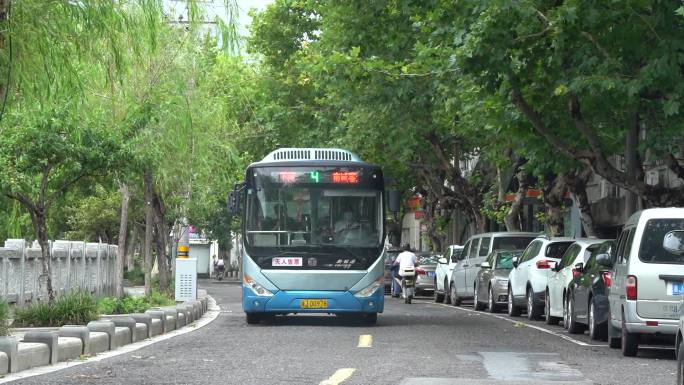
[
  {"xmin": 353, "ymin": 276, "xmax": 383, "ymax": 298},
  {"xmin": 244, "ymin": 274, "xmax": 274, "ymax": 297}
]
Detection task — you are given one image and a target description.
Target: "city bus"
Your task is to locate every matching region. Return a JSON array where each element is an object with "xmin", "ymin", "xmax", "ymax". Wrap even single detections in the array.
[{"xmin": 229, "ymin": 148, "xmax": 395, "ymax": 325}]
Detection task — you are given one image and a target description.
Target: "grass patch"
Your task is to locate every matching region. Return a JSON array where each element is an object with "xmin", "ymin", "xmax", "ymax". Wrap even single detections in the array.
[
  {"xmin": 0, "ymin": 299, "xmax": 10, "ymax": 336},
  {"xmin": 14, "ymin": 291, "xmax": 99, "ymax": 327},
  {"xmin": 97, "ymin": 290, "xmax": 176, "ymax": 315}
]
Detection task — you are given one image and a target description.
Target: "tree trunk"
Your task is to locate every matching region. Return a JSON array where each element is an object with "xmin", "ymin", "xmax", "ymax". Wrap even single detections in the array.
[
  {"xmin": 34, "ymin": 209, "xmax": 55, "ymax": 302},
  {"xmin": 143, "ymin": 169, "xmax": 154, "ymax": 296},
  {"xmin": 125, "ymin": 225, "xmax": 138, "ymax": 272},
  {"xmin": 504, "ymin": 171, "xmax": 529, "ymax": 231},
  {"xmin": 115, "ymin": 183, "xmax": 129, "ymax": 298},
  {"xmin": 624, "ymin": 114, "xmax": 642, "ymax": 215},
  {"xmin": 543, "ymin": 175, "xmax": 567, "ymax": 237},
  {"xmin": 152, "ymin": 192, "xmax": 169, "ymax": 291},
  {"xmin": 566, "ymin": 169, "xmax": 597, "ymax": 237}
]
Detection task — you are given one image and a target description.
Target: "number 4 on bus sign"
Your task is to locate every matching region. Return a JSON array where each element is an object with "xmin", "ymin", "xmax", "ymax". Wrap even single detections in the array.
[{"xmin": 310, "ymin": 171, "xmax": 320, "ymax": 183}]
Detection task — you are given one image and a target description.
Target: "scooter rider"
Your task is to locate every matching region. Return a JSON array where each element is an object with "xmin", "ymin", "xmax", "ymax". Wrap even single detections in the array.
[
  {"xmin": 216, "ymin": 258, "xmax": 226, "ymax": 279},
  {"xmin": 393, "ymin": 243, "xmax": 417, "ymax": 298}
]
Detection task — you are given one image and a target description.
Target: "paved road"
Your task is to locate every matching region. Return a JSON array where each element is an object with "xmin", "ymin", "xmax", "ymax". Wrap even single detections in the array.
[{"xmin": 10, "ymin": 281, "xmax": 678, "ymax": 384}]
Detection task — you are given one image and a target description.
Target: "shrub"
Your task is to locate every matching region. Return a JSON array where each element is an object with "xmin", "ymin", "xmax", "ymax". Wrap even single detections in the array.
[
  {"xmin": 97, "ymin": 290, "xmax": 175, "ymax": 315},
  {"xmin": 14, "ymin": 291, "xmax": 99, "ymax": 327},
  {"xmin": 0, "ymin": 299, "xmax": 9, "ymax": 336},
  {"xmin": 147, "ymin": 290, "xmax": 176, "ymax": 307}
]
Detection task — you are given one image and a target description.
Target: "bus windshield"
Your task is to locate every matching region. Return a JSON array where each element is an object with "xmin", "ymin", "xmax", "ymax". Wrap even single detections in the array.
[{"xmin": 245, "ymin": 166, "xmax": 383, "ymax": 250}]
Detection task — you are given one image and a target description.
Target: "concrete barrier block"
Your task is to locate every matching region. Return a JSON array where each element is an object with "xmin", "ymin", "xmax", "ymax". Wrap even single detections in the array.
[
  {"xmin": 22, "ymin": 331, "xmax": 58, "ymax": 364},
  {"xmin": 58, "ymin": 326, "xmax": 90, "ymax": 355},
  {"xmin": 17, "ymin": 342, "xmax": 50, "ymax": 371},
  {"xmin": 200, "ymin": 297, "xmax": 208, "ymax": 312},
  {"xmin": 87, "ymin": 321, "xmax": 116, "ymax": 350},
  {"xmin": 101, "ymin": 316, "xmax": 137, "ymax": 343},
  {"xmin": 89, "ymin": 332, "xmax": 109, "ymax": 354},
  {"xmin": 0, "ymin": 351, "xmax": 8, "ymax": 375},
  {"xmin": 161, "ymin": 308, "xmax": 178, "ymax": 330},
  {"xmin": 114, "ymin": 327, "xmax": 131, "ymax": 347},
  {"xmin": 187, "ymin": 301, "xmax": 202, "ymax": 318},
  {"xmin": 144, "ymin": 310, "xmax": 166, "ymax": 334},
  {"xmin": 176, "ymin": 312, "xmax": 186, "ymax": 328},
  {"xmin": 150, "ymin": 319, "xmax": 162, "ymax": 337},
  {"xmin": 176, "ymin": 305, "xmax": 192, "ymax": 323},
  {"xmin": 0, "ymin": 336, "xmax": 18, "ymax": 373},
  {"xmin": 57, "ymin": 337, "xmax": 82, "ymax": 362},
  {"xmin": 165, "ymin": 315, "xmax": 176, "ymax": 331},
  {"xmin": 130, "ymin": 314, "xmax": 152, "ymax": 338},
  {"xmin": 135, "ymin": 324, "xmax": 147, "ymax": 341}
]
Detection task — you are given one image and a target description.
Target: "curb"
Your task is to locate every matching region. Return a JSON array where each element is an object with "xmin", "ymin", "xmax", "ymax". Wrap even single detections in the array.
[{"xmin": 0, "ymin": 295, "xmax": 219, "ymax": 383}]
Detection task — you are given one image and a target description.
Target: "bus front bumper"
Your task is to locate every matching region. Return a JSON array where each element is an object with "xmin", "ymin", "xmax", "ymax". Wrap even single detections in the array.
[{"xmin": 242, "ymin": 286, "xmax": 384, "ymax": 314}]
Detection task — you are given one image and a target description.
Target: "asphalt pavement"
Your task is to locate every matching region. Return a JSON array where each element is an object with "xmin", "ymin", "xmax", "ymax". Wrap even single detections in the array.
[{"xmin": 8, "ymin": 280, "xmax": 678, "ymax": 385}]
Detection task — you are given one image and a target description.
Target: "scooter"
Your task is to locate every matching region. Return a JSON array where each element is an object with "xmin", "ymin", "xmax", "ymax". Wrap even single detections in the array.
[
  {"xmin": 216, "ymin": 265, "xmax": 225, "ymax": 281},
  {"xmin": 399, "ymin": 266, "xmax": 416, "ymax": 304}
]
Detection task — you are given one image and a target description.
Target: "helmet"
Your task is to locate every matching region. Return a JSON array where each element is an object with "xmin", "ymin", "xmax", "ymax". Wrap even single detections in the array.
[{"xmin": 402, "ymin": 243, "xmax": 411, "ymax": 251}]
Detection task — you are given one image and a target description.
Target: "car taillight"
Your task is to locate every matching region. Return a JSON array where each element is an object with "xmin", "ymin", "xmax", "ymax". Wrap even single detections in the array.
[
  {"xmin": 415, "ymin": 267, "xmax": 426, "ymax": 275},
  {"xmin": 536, "ymin": 259, "xmax": 553, "ymax": 269},
  {"xmin": 626, "ymin": 275, "xmax": 637, "ymax": 300},
  {"xmin": 601, "ymin": 271, "xmax": 612, "ymax": 288},
  {"xmin": 572, "ymin": 268, "xmax": 581, "ymax": 279}
]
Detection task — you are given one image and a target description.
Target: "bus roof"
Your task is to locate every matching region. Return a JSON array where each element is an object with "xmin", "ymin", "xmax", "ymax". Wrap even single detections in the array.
[{"xmin": 256, "ymin": 148, "xmax": 364, "ymax": 163}]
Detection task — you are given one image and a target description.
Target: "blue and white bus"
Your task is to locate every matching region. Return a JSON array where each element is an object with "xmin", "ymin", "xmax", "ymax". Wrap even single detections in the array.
[{"xmin": 230, "ymin": 148, "xmax": 390, "ymax": 325}]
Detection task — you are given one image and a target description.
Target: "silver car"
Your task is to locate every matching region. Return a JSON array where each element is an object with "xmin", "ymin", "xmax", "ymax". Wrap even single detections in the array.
[
  {"xmin": 415, "ymin": 253, "xmax": 439, "ymax": 295},
  {"xmin": 474, "ymin": 250, "xmax": 522, "ymax": 312}
]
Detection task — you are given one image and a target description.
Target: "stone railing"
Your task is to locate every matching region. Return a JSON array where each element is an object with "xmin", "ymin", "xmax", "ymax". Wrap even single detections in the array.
[{"xmin": 0, "ymin": 239, "xmax": 118, "ymax": 305}]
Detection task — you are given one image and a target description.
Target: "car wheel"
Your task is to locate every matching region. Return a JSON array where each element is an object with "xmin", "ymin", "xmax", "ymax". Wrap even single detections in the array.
[
  {"xmin": 443, "ymin": 279, "xmax": 451, "ymax": 304},
  {"xmin": 434, "ymin": 279, "xmax": 445, "ymax": 302},
  {"xmin": 563, "ymin": 294, "xmax": 569, "ymax": 330},
  {"xmin": 621, "ymin": 311, "xmax": 639, "ymax": 357},
  {"xmin": 508, "ymin": 286, "xmax": 521, "ymax": 317},
  {"xmin": 544, "ymin": 289, "xmax": 559, "ymax": 325},
  {"xmin": 588, "ymin": 298, "xmax": 607, "ymax": 341},
  {"xmin": 487, "ymin": 287, "xmax": 497, "ymax": 313},
  {"xmin": 450, "ymin": 283, "xmax": 461, "ymax": 306},
  {"xmin": 527, "ymin": 288, "xmax": 542, "ymax": 320},
  {"xmin": 677, "ymin": 338, "xmax": 684, "ymax": 385},
  {"xmin": 363, "ymin": 312, "xmax": 378, "ymax": 325},
  {"xmin": 566, "ymin": 294, "xmax": 584, "ymax": 334},
  {"xmin": 608, "ymin": 319, "xmax": 622, "ymax": 349},
  {"xmin": 474, "ymin": 283, "xmax": 485, "ymax": 311}
]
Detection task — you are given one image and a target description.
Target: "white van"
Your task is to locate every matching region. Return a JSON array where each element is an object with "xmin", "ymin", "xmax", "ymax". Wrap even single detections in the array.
[
  {"xmin": 448, "ymin": 232, "xmax": 538, "ymax": 306},
  {"xmin": 608, "ymin": 208, "xmax": 684, "ymax": 357}
]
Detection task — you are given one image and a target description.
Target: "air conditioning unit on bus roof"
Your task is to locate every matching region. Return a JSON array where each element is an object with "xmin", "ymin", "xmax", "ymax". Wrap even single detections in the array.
[{"xmin": 262, "ymin": 148, "xmax": 362, "ymax": 162}]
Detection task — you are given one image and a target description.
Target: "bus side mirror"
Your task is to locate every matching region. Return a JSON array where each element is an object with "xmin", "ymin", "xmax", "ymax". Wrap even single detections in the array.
[
  {"xmin": 227, "ymin": 190, "xmax": 240, "ymax": 217},
  {"xmin": 388, "ymin": 189, "xmax": 400, "ymax": 213}
]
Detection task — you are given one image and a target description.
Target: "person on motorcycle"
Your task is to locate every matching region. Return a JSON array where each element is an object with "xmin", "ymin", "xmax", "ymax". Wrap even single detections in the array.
[
  {"xmin": 216, "ymin": 258, "xmax": 226, "ymax": 280},
  {"xmin": 393, "ymin": 243, "xmax": 417, "ymax": 298}
]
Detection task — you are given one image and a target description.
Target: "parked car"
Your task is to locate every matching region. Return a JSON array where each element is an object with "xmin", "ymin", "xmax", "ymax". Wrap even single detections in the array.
[
  {"xmin": 383, "ymin": 247, "xmax": 403, "ymax": 294},
  {"xmin": 434, "ymin": 245, "xmax": 463, "ymax": 303},
  {"xmin": 508, "ymin": 236, "xmax": 575, "ymax": 319},
  {"xmin": 449, "ymin": 232, "xmax": 538, "ymax": 306},
  {"xmin": 608, "ymin": 208, "xmax": 684, "ymax": 357},
  {"xmin": 546, "ymin": 238, "xmax": 606, "ymax": 328},
  {"xmin": 566, "ymin": 240, "xmax": 616, "ymax": 340},
  {"xmin": 415, "ymin": 252, "xmax": 439, "ymax": 295},
  {"xmin": 474, "ymin": 250, "xmax": 522, "ymax": 312}
]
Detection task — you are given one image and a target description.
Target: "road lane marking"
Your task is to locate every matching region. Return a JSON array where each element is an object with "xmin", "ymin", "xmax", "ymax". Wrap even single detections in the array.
[
  {"xmin": 415, "ymin": 300, "xmax": 606, "ymax": 348},
  {"xmin": 357, "ymin": 334, "xmax": 373, "ymax": 348},
  {"xmin": 319, "ymin": 368, "xmax": 356, "ymax": 385}
]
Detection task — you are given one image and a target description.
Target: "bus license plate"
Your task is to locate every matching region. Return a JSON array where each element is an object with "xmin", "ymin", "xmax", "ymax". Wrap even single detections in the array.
[{"xmin": 301, "ymin": 299, "xmax": 328, "ymax": 309}]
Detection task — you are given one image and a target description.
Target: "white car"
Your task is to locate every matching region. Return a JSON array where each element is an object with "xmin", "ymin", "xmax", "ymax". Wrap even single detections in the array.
[
  {"xmin": 434, "ymin": 245, "xmax": 463, "ymax": 303},
  {"xmin": 508, "ymin": 236, "xmax": 575, "ymax": 319},
  {"xmin": 545, "ymin": 239, "xmax": 606, "ymax": 328}
]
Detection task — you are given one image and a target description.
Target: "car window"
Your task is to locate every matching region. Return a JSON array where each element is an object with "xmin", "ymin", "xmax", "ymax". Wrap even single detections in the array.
[
  {"xmin": 459, "ymin": 241, "xmax": 470, "ymax": 261},
  {"xmin": 616, "ymin": 229, "xmax": 630, "ymax": 263},
  {"xmin": 468, "ymin": 238, "xmax": 482, "ymax": 258},
  {"xmin": 417, "ymin": 255, "xmax": 439, "ymax": 265},
  {"xmin": 496, "ymin": 251, "xmax": 521, "ymax": 269},
  {"xmin": 451, "ymin": 248, "xmax": 463, "ymax": 263},
  {"xmin": 558, "ymin": 244, "xmax": 580, "ymax": 269},
  {"xmin": 520, "ymin": 240, "xmax": 542, "ymax": 263},
  {"xmin": 479, "ymin": 237, "xmax": 491, "ymax": 256},
  {"xmin": 545, "ymin": 242, "xmax": 573, "ymax": 259},
  {"xmin": 584, "ymin": 244, "xmax": 600, "ymax": 263},
  {"xmin": 638, "ymin": 218, "xmax": 684, "ymax": 264},
  {"xmin": 492, "ymin": 236, "xmax": 536, "ymax": 251}
]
